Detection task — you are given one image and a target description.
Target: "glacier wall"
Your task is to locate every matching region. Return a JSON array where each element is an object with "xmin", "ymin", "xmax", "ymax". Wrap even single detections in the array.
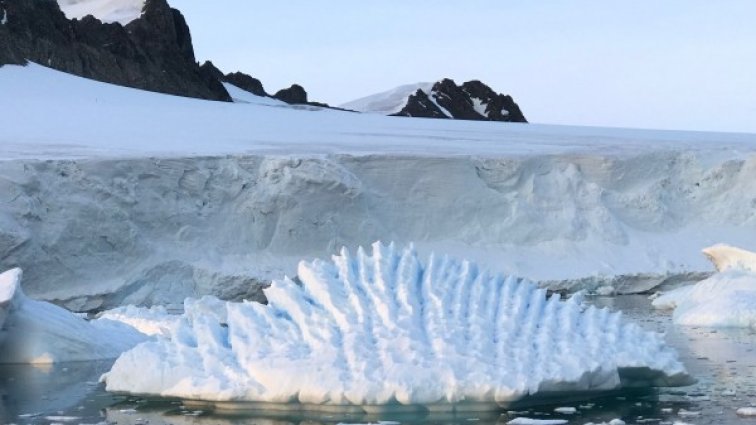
[{"xmin": 1, "ymin": 151, "xmax": 755, "ymax": 310}]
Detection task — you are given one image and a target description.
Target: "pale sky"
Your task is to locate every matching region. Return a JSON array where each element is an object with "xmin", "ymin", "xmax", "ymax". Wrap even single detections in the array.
[{"xmin": 175, "ymin": 1, "xmax": 756, "ymax": 133}]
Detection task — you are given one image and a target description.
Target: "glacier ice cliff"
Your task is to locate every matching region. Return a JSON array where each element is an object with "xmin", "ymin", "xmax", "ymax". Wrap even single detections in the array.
[
  {"xmin": 2, "ymin": 152, "xmax": 756, "ymax": 310},
  {"xmin": 103, "ymin": 242, "xmax": 691, "ymax": 412}
]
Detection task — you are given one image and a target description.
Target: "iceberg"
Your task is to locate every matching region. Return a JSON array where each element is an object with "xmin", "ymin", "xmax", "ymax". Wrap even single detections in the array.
[
  {"xmin": 103, "ymin": 242, "xmax": 691, "ymax": 412},
  {"xmin": 0, "ymin": 268, "xmax": 147, "ymax": 364},
  {"xmin": 653, "ymin": 244, "xmax": 756, "ymax": 328}
]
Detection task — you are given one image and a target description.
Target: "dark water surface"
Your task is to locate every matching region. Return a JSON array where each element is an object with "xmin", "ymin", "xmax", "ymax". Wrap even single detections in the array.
[{"xmin": 1, "ymin": 296, "xmax": 755, "ymax": 425}]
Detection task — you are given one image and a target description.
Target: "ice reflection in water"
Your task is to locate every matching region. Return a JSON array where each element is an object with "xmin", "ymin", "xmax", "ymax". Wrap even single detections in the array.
[{"xmin": 2, "ymin": 296, "xmax": 755, "ymax": 425}]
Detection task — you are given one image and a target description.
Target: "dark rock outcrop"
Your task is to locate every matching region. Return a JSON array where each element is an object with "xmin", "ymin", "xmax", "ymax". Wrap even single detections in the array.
[
  {"xmin": 393, "ymin": 78, "xmax": 527, "ymax": 123},
  {"xmin": 397, "ymin": 89, "xmax": 450, "ymax": 119},
  {"xmin": 0, "ymin": 0, "xmax": 230, "ymax": 101},
  {"xmin": 199, "ymin": 60, "xmax": 224, "ymax": 82},
  {"xmin": 225, "ymin": 71, "xmax": 267, "ymax": 97},
  {"xmin": 274, "ymin": 84, "xmax": 308, "ymax": 105}
]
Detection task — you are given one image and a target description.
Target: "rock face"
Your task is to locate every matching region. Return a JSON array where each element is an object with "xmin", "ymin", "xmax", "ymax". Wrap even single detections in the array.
[
  {"xmin": 393, "ymin": 78, "xmax": 527, "ymax": 122},
  {"xmin": 225, "ymin": 71, "xmax": 267, "ymax": 97},
  {"xmin": 0, "ymin": 0, "xmax": 230, "ymax": 101},
  {"xmin": 201, "ymin": 61, "xmax": 333, "ymax": 107},
  {"xmin": 274, "ymin": 84, "xmax": 308, "ymax": 104}
]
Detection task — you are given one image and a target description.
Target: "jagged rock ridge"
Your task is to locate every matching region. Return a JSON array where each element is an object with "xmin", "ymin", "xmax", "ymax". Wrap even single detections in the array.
[
  {"xmin": 393, "ymin": 78, "xmax": 527, "ymax": 122},
  {"xmin": 200, "ymin": 60, "xmax": 334, "ymax": 107},
  {"xmin": 0, "ymin": 0, "xmax": 230, "ymax": 101}
]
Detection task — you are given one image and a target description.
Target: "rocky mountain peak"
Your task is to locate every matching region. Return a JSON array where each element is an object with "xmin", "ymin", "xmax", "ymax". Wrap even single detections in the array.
[
  {"xmin": 0, "ymin": 0, "xmax": 229, "ymax": 101},
  {"xmin": 393, "ymin": 78, "xmax": 527, "ymax": 123}
]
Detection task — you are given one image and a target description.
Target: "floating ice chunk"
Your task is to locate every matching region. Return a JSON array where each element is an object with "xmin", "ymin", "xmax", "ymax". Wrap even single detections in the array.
[
  {"xmin": 737, "ymin": 407, "xmax": 756, "ymax": 416},
  {"xmin": 0, "ymin": 268, "xmax": 147, "ymax": 363},
  {"xmin": 554, "ymin": 406, "xmax": 576, "ymax": 414},
  {"xmin": 584, "ymin": 420, "xmax": 625, "ymax": 425},
  {"xmin": 103, "ymin": 242, "xmax": 690, "ymax": 411},
  {"xmin": 507, "ymin": 419, "xmax": 568, "ymax": 425},
  {"xmin": 677, "ymin": 409, "xmax": 701, "ymax": 417},
  {"xmin": 653, "ymin": 244, "xmax": 756, "ymax": 328}
]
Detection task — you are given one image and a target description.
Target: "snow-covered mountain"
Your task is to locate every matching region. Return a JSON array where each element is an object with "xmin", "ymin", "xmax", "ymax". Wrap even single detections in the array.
[
  {"xmin": 1, "ymin": 63, "xmax": 756, "ymax": 311},
  {"xmin": 341, "ymin": 79, "xmax": 527, "ymax": 122},
  {"xmin": 57, "ymin": 0, "xmax": 144, "ymax": 24},
  {"xmin": 340, "ymin": 82, "xmax": 434, "ymax": 114}
]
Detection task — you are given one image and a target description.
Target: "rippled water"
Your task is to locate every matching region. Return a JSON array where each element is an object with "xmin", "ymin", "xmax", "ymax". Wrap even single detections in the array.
[{"xmin": 1, "ymin": 296, "xmax": 755, "ymax": 425}]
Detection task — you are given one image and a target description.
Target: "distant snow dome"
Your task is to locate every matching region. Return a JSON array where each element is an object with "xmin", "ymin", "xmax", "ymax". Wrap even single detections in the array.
[
  {"xmin": 340, "ymin": 82, "xmax": 433, "ymax": 114},
  {"xmin": 57, "ymin": 0, "xmax": 144, "ymax": 25},
  {"xmin": 103, "ymin": 242, "xmax": 691, "ymax": 413},
  {"xmin": 653, "ymin": 244, "xmax": 756, "ymax": 328}
]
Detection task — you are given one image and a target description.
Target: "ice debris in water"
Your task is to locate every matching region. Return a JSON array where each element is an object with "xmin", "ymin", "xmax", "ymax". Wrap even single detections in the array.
[
  {"xmin": 653, "ymin": 244, "xmax": 756, "ymax": 328},
  {"xmin": 506, "ymin": 419, "xmax": 568, "ymax": 425},
  {"xmin": 0, "ymin": 268, "xmax": 147, "ymax": 364},
  {"xmin": 103, "ymin": 242, "xmax": 691, "ymax": 411}
]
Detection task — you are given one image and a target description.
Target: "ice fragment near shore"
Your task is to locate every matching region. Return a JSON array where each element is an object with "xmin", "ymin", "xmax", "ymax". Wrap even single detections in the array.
[
  {"xmin": 0, "ymin": 268, "xmax": 147, "ymax": 363},
  {"xmin": 103, "ymin": 242, "xmax": 690, "ymax": 410},
  {"xmin": 653, "ymin": 244, "xmax": 756, "ymax": 328}
]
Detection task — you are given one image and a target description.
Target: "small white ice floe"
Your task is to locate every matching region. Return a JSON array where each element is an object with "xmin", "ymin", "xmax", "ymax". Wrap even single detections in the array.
[
  {"xmin": 43, "ymin": 416, "xmax": 81, "ymax": 422},
  {"xmin": 737, "ymin": 407, "xmax": 756, "ymax": 416},
  {"xmin": 554, "ymin": 407, "xmax": 577, "ymax": 414},
  {"xmin": 677, "ymin": 408, "xmax": 701, "ymax": 417},
  {"xmin": 721, "ymin": 389, "xmax": 736, "ymax": 396},
  {"xmin": 506, "ymin": 419, "xmax": 568, "ymax": 425},
  {"xmin": 583, "ymin": 419, "xmax": 625, "ymax": 425}
]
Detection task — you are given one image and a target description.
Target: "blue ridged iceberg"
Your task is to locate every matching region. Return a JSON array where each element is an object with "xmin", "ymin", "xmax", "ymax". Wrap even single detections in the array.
[{"xmin": 103, "ymin": 242, "xmax": 691, "ymax": 412}]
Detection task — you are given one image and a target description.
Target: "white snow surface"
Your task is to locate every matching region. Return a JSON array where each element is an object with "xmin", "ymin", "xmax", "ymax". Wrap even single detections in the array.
[
  {"xmin": 339, "ymin": 82, "xmax": 433, "ymax": 114},
  {"xmin": 471, "ymin": 97, "xmax": 489, "ymax": 117},
  {"xmin": 222, "ymin": 83, "xmax": 288, "ymax": 107},
  {"xmin": 57, "ymin": 0, "xmax": 144, "ymax": 25},
  {"xmin": 702, "ymin": 243, "xmax": 756, "ymax": 272},
  {"xmin": 0, "ymin": 268, "xmax": 147, "ymax": 364},
  {"xmin": 2, "ymin": 63, "xmax": 756, "ymax": 308},
  {"xmin": 103, "ymin": 242, "xmax": 690, "ymax": 409},
  {"xmin": 653, "ymin": 244, "xmax": 756, "ymax": 328}
]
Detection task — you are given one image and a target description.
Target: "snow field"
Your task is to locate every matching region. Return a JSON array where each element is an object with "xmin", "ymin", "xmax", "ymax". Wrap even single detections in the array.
[{"xmin": 57, "ymin": 0, "xmax": 144, "ymax": 25}]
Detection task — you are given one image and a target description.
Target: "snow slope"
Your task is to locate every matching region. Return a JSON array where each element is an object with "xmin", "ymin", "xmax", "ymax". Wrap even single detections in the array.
[
  {"xmin": 1, "ymin": 63, "xmax": 756, "ymax": 309},
  {"xmin": 653, "ymin": 245, "xmax": 756, "ymax": 328},
  {"xmin": 222, "ymin": 83, "xmax": 288, "ymax": 107},
  {"xmin": 0, "ymin": 268, "xmax": 147, "ymax": 363},
  {"xmin": 103, "ymin": 242, "xmax": 690, "ymax": 411},
  {"xmin": 57, "ymin": 0, "xmax": 144, "ymax": 25},
  {"xmin": 339, "ymin": 82, "xmax": 433, "ymax": 114}
]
